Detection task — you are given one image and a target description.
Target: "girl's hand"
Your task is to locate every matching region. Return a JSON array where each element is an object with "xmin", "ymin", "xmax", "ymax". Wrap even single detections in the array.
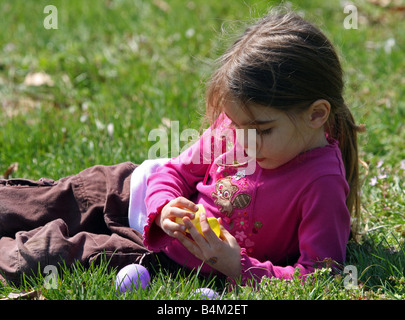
[
  {"xmin": 157, "ymin": 197, "xmax": 198, "ymax": 237},
  {"xmin": 174, "ymin": 210, "xmax": 242, "ymax": 280}
]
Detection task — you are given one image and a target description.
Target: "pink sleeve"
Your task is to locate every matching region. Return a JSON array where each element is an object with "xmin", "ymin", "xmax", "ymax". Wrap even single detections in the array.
[
  {"xmin": 237, "ymin": 175, "xmax": 351, "ymax": 284},
  {"xmin": 143, "ymin": 118, "xmax": 228, "ymax": 250}
]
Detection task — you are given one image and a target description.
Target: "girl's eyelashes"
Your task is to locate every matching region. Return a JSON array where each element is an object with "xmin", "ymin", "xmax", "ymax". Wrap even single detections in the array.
[
  {"xmin": 260, "ymin": 128, "xmax": 273, "ymax": 135},
  {"xmin": 230, "ymin": 121, "xmax": 273, "ymax": 135}
]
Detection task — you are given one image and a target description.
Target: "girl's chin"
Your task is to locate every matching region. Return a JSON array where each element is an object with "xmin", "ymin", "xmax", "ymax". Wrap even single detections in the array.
[
  {"xmin": 256, "ymin": 159, "xmax": 272, "ymax": 169},
  {"xmin": 256, "ymin": 159, "xmax": 282, "ymax": 170}
]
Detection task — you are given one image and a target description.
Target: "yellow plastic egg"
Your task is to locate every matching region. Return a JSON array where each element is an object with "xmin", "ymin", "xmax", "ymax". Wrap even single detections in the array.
[{"xmin": 175, "ymin": 204, "xmax": 221, "ymax": 238}]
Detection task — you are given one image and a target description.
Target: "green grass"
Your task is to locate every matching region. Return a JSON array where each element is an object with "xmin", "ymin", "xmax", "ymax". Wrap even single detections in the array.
[
  {"xmin": 1, "ymin": 0, "xmax": 405, "ymax": 300},
  {"xmin": 0, "ymin": 256, "xmax": 380, "ymax": 300}
]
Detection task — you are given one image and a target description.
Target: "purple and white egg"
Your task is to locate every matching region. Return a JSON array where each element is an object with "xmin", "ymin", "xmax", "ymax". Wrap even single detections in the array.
[
  {"xmin": 192, "ymin": 288, "xmax": 220, "ymax": 299},
  {"xmin": 116, "ymin": 264, "xmax": 150, "ymax": 294}
]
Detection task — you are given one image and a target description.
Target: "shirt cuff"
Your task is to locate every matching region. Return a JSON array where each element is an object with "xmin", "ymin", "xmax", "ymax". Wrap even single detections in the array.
[{"xmin": 142, "ymin": 200, "xmax": 173, "ymax": 251}]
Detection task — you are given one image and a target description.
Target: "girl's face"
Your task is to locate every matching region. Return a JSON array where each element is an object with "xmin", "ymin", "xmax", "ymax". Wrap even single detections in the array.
[{"xmin": 224, "ymin": 101, "xmax": 328, "ymax": 170}]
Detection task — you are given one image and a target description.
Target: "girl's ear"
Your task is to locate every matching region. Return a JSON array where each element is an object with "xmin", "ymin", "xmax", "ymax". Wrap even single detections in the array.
[{"xmin": 306, "ymin": 99, "xmax": 331, "ymax": 129}]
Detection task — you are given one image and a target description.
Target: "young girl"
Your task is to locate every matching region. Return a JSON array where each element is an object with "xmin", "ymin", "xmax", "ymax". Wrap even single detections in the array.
[{"xmin": 0, "ymin": 10, "xmax": 362, "ymax": 287}]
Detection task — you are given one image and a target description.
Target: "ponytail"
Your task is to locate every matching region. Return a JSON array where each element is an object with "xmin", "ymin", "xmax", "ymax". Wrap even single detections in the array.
[{"xmin": 327, "ymin": 102, "xmax": 365, "ymax": 240}]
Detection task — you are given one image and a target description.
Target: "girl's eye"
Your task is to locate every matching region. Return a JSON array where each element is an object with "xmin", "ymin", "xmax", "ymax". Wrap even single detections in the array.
[{"xmin": 260, "ymin": 128, "xmax": 272, "ymax": 135}]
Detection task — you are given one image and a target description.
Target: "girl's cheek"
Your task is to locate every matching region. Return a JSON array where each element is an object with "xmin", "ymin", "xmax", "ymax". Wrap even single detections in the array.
[
  {"xmin": 242, "ymin": 130, "xmax": 258, "ymax": 158},
  {"xmin": 235, "ymin": 129, "xmax": 255, "ymax": 155}
]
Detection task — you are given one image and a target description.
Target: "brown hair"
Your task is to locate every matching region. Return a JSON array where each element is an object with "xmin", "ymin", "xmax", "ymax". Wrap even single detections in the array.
[{"xmin": 205, "ymin": 9, "xmax": 363, "ymax": 239}]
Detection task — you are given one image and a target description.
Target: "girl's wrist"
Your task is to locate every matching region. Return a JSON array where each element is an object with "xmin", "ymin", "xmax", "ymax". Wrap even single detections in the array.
[{"xmin": 154, "ymin": 212, "xmax": 162, "ymax": 228}]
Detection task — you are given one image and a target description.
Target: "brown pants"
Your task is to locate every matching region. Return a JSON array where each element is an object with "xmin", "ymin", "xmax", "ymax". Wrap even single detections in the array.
[{"xmin": 0, "ymin": 162, "xmax": 177, "ymax": 286}]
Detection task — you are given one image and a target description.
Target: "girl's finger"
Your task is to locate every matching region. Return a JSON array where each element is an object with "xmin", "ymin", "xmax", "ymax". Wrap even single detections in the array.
[
  {"xmin": 174, "ymin": 230, "xmax": 203, "ymax": 260},
  {"xmin": 168, "ymin": 207, "xmax": 196, "ymax": 219},
  {"xmin": 198, "ymin": 208, "xmax": 220, "ymax": 243},
  {"xmin": 162, "ymin": 218, "xmax": 186, "ymax": 235},
  {"xmin": 218, "ymin": 218, "xmax": 238, "ymax": 245},
  {"xmin": 183, "ymin": 217, "xmax": 209, "ymax": 248},
  {"xmin": 171, "ymin": 197, "xmax": 198, "ymax": 213}
]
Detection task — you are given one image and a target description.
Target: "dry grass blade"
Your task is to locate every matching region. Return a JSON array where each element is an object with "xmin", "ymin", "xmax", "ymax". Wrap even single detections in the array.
[
  {"xmin": 1, "ymin": 290, "xmax": 47, "ymax": 300},
  {"xmin": 2, "ymin": 162, "xmax": 18, "ymax": 179}
]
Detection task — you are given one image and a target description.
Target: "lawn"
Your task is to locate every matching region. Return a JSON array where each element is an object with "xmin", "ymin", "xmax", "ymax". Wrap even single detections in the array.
[{"xmin": 0, "ymin": 0, "xmax": 404, "ymax": 300}]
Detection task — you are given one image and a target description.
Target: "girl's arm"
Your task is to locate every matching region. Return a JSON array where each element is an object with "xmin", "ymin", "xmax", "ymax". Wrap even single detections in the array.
[
  {"xmin": 143, "ymin": 124, "xmax": 220, "ymax": 250},
  {"xmin": 174, "ymin": 175, "xmax": 350, "ymax": 282}
]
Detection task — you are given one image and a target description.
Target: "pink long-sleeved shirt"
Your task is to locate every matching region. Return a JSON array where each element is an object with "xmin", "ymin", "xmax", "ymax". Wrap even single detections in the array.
[{"xmin": 143, "ymin": 115, "xmax": 351, "ymax": 284}]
